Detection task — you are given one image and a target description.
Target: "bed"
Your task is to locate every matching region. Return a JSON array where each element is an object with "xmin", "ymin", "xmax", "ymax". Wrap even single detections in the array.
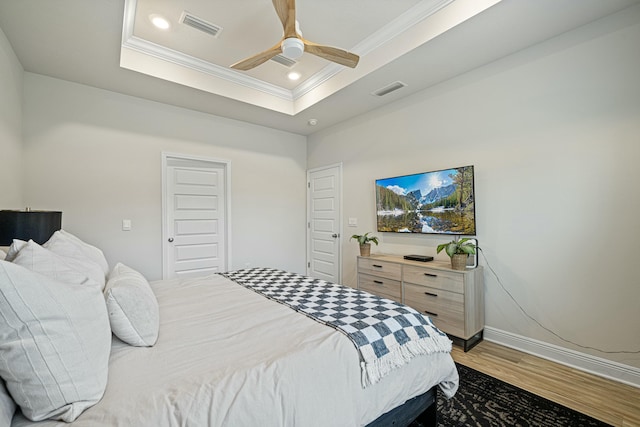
[{"xmin": 0, "ymin": 233, "xmax": 459, "ymax": 427}]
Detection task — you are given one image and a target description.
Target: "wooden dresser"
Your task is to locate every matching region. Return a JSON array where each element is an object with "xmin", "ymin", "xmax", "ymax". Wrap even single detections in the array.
[{"xmin": 357, "ymin": 254, "xmax": 484, "ymax": 351}]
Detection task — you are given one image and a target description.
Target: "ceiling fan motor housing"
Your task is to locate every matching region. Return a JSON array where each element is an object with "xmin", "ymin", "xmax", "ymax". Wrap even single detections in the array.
[{"xmin": 281, "ymin": 37, "xmax": 304, "ymax": 60}]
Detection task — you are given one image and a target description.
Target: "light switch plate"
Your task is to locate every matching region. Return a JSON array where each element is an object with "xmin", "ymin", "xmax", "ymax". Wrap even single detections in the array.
[
  {"xmin": 348, "ymin": 217, "xmax": 358, "ymax": 227},
  {"xmin": 122, "ymin": 219, "xmax": 132, "ymax": 231}
]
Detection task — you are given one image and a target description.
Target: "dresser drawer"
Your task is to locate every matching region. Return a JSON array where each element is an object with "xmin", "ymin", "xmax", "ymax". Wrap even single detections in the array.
[
  {"xmin": 404, "ymin": 283, "xmax": 464, "ymax": 337},
  {"xmin": 358, "ymin": 273, "xmax": 402, "ymax": 302},
  {"xmin": 403, "ymin": 265, "xmax": 464, "ymax": 294},
  {"xmin": 357, "ymin": 257, "xmax": 401, "ymax": 280}
]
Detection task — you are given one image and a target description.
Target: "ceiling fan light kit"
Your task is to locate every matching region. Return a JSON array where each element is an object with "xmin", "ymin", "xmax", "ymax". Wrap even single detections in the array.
[
  {"xmin": 281, "ymin": 38, "xmax": 304, "ymax": 60},
  {"xmin": 230, "ymin": 0, "xmax": 359, "ymax": 71}
]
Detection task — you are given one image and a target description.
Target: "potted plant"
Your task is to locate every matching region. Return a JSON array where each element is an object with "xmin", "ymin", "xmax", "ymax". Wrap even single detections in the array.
[
  {"xmin": 350, "ymin": 232, "xmax": 379, "ymax": 257},
  {"xmin": 436, "ymin": 237, "xmax": 477, "ymax": 270}
]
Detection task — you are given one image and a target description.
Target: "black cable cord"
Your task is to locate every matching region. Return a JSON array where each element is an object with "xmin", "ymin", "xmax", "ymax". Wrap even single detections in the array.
[{"xmin": 478, "ymin": 248, "xmax": 640, "ymax": 355}]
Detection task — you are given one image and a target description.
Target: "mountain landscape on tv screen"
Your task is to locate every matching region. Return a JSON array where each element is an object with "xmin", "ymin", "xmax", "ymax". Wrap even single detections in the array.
[{"xmin": 376, "ymin": 166, "xmax": 475, "ymax": 235}]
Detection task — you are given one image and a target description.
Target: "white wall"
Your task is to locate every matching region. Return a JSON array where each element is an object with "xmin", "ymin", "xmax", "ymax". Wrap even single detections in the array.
[
  {"xmin": 308, "ymin": 8, "xmax": 640, "ymax": 369},
  {"xmin": 22, "ymin": 74, "xmax": 307, "ymax": 280},
  {"xmin": 0, "ymin": 26, "xmax": 23, "ymax": 208}
]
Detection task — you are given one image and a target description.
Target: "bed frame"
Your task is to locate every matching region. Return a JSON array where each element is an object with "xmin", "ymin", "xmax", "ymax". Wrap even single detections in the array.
[{"xmin": 366, "ymin": 386, "xmax": 437, "ymax": 427}]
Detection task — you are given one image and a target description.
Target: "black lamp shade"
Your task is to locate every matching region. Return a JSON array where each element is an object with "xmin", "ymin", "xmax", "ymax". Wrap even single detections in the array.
[{"xmin": 0, "ymin": 210, "xmax": 62, "ymax": 245}]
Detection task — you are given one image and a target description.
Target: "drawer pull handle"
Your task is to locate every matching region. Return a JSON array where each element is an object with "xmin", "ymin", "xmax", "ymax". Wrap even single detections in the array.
[
  {"xmin": 373, "ymin": 280, "xmax": 384, "ymax": 285},
  {"xmin": 424, "ymin": 292, "xmax": 438, "ymax": 297},
  {"xmin": 424, "ymin": 311, "xmax": 438, "ymax": 317},
  {"xmin": 372, "ymin": 264, "xmax": 383, "ymax": 268},
  {"xmin": 423, "ymin": 273, "xmax": 437, "ymax": 278}
]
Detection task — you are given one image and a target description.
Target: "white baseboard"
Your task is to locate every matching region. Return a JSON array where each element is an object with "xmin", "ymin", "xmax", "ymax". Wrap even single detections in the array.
[{"xmin": 483, "ymin": 326, "xmax": 640, "ymax": 389}]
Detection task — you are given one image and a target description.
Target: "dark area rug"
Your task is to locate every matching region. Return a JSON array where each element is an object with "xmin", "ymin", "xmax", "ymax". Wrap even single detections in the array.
[{"xmin": 415, "ymin": 363, "xmax": 612, "ymax": 427}]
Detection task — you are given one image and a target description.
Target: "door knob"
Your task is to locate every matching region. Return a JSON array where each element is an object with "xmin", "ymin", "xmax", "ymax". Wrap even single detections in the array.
[
  {"xmin": 168, "ymin": 237, "xmax": 174, "ymax": 242},
  {"xmin": 331, "ymin": 233, "xmax": 339, "ymax": 238}
]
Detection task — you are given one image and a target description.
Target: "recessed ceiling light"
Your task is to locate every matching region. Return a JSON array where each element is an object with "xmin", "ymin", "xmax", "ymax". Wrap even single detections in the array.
[
  {"xmin": 287, "ymin": 71, "xmax": 301, "ymax": 81},
  {"xmin": 308, "ymin": 119, "xmax": 318, "ymax": 126},
  {"xmin": 150, "ymin": 14, "xmax": 170, "ymax": 30}
]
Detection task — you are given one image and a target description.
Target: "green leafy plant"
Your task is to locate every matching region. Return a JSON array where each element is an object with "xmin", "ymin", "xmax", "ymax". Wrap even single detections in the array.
[
  {"xmin": 436, "ymin": 237, "xmax": 477, "ymax": 258},
  {"xmin": 350, "ymin": 232, "xmax": 379, "ymax": 246}
]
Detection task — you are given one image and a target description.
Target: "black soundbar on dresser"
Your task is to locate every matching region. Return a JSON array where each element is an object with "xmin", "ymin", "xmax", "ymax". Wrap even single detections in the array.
[{"xmin": 403, "ymin": 255, "xmax": 434, "ymax": 262}]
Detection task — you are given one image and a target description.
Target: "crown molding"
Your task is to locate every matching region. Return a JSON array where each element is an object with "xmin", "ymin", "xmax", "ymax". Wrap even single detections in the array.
[
  {"xmin": 292, "ymin": 0, "xmax": 455, "ymax": 101},
  {"xmin": 122, "ymin": 35, "xmax": 294, "ymax": 101},
  {"xmin": 121, "ymin": 0, "xmax": 456, "ymax": 105},
  {"xmin": 122, "ymin": 0, "xmax": 293, "ymax": 101},
  {"xmin": 352, "ymin": 0, "xmax": 454, "ymax": 56}
]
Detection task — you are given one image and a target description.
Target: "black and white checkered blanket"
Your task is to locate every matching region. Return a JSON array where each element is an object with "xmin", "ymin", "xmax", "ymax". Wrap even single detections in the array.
[{"xmin": 221, "ymin": 267, "xmax": 452, "ymax": 387}]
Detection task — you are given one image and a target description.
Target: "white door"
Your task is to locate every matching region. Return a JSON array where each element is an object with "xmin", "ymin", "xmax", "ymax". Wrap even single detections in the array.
[
  {"xmin": 307, "ymin": 164, "xmax": 342, "ymax": 283},
  {"xmin": 163, "ymin": 154, "xmax": 230, "ymax": 279}
]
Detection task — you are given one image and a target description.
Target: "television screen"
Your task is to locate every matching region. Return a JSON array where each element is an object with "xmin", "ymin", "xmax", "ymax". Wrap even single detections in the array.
[{"xmin": 376, "ymin": 165, "xmax": 476, "ymax": 235}]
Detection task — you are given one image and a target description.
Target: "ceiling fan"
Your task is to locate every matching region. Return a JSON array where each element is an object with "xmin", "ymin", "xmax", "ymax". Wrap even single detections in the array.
[{"xmin": 230, "ymin": 0, "xmax": 360, "ymax": 71}]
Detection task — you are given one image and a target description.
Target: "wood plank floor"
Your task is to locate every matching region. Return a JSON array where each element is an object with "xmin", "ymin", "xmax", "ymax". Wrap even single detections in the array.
[{"xmin": 450, "ymin": 340, "xmax": 640, "ymax": 427}]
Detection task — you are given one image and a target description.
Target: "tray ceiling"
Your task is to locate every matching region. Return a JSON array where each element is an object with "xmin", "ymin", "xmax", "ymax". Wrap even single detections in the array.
[{"xmin": 1, "ymin": 0, "xmax": 638, "ymax": 134}]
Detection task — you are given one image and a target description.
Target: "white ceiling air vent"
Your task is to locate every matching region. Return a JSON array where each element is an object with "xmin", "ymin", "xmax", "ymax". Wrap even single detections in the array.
[
  {"xmin": 371, "ymin": 81, "xmax": 407, "ymax": 97},
  {"xmin": 270, "ymin": 54, "xmax": 297, "ymax": 68},
  {"xmin": 180, "ymin": 12, "xmax": 222, "ymax": 38}
]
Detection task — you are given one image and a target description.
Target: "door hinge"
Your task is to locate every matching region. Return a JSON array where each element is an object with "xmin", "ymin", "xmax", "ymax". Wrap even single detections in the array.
[
  {"xmin": 308, "ymin": 182, "xmax": 311, "ymax": 188},
  {"xmin": 307, "ymin": 261, "xmax": 311, "ymax": 268},
  {"xmin": 308, "ymin": 222, "xmax": 311, "ymax": 229}
]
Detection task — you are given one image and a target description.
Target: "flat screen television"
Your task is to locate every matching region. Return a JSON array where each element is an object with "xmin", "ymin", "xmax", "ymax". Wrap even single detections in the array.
[{"xmin": 375, "ymin": 165, "xmax": 476, "ymax": 235}]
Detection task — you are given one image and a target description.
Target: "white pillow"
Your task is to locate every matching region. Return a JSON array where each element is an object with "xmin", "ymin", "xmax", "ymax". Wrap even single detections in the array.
[
  {"xmin": 105, "ymin": 263, "xmax": 159, "ymax": 347},
  {"xmin": 12, "ymin": 240, "xmax": 99, "ymax": 286},
  {"xmin": 44, "ymin": 231, "xmax": 106, "ymax": 289},
  {"xmin": 60, "ymin": 230, "xmax": 110, "ymax": 276},
  {"xmin": 0, "ymin": 260, "xmax": 111, "ymax": 422},
  {"xmin": 0, "ymin": 248, "xmax": 6, "ymax": 261},
  {"xmin": 0, "ymin": 379, "xmax": 16, "ymax": 427},
  {"xmin": 4, "ymin": 239, "xmax": 27, "ymax": 262}
]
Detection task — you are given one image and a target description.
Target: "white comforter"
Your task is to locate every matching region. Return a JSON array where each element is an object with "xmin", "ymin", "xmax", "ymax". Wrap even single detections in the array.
[{"xmin": 12, "ymin": 274, "xmax": 458, "ymax": 427}]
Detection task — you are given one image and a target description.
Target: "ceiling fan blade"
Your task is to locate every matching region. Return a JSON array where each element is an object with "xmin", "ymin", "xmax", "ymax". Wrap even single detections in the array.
[
  {"xmin": 302, "ymin": 39, "xmax": 360, "ymax": 68},
  {"xmin": 234, "ymin": 0, "xmax": 360, "ymax": 71},
  {"xmin": 230, "ymin": 42, "xmax": 282, "ymax": 71},
  {"xmin": 272, "ymin": 0, "xmax": 297, "ymax": 38}
]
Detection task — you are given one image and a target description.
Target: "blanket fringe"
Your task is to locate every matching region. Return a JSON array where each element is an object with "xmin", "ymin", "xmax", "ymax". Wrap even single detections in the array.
[{"xmin": 361, "ymin": 334, "xmax": 452, "ymax": 387}]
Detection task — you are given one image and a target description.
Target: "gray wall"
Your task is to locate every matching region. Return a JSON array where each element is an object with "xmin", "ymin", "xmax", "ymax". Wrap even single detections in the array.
[
  {"xmin": 0, "ymin": 27, "xmax": 22, "ymax": 208},
  {"xmin": 308, "ymin": 8, "xmax": 640, "ymax": 368},
  {"xmin": 21, "ymin": 74, "xmax": 307, "ymax": 280}
]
